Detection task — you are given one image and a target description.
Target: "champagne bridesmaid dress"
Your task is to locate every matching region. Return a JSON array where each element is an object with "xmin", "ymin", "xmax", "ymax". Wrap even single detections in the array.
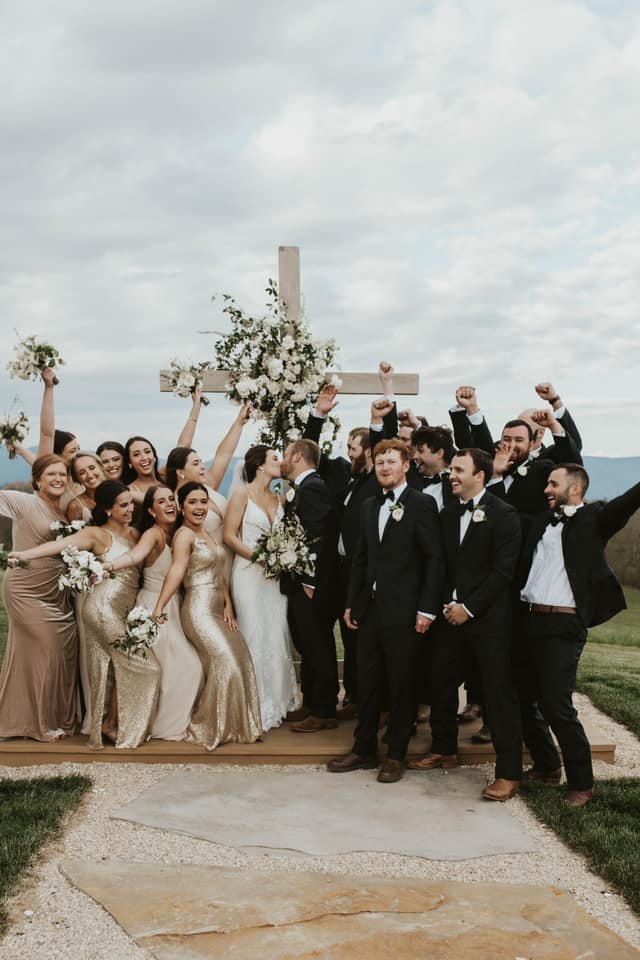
[
  {"xmin": 182, "ymin": 536, "xmax": 262, "ymax": 750},
  {"xmin": 82, "ymin": 532, "xmax": 161, "ymax": 749}
]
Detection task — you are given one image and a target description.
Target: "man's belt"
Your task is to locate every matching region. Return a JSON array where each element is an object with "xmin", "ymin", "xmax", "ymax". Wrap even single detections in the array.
[{"xmin": 527, "ymin": 603, "xmax": 576, "ymax": 615}]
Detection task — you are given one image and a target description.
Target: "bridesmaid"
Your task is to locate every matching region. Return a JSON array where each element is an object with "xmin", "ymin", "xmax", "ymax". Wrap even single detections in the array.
[
  {"xmin": 123, "ymin": 436, "xmax": 163, "ymax": 505},
  {"xmin": 106, "ymin": 485, "xmax": 203, "ymax": 741},
  {"xmin": 97, "ymin": 441, "xmax": 126, "ymax": 482},
  {"xmin": 11, "ymin": 481, "xmax": 161, "ymax": 749},
  {"xmin": 66, "ymin": 452, "xmax": 106, "ymax": 521},
  {"xmin": 152, "ymin": 481, "xmax": 262, "ymax": 750},
  {"xmin": 1, "ymin": 455, "xmax": 77, "ymax": 740}
]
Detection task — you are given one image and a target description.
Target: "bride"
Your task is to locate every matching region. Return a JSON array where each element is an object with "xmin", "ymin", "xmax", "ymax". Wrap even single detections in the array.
[{"xmin": 223, "ymin": 445, "xmax": 301, "ymax": 730}]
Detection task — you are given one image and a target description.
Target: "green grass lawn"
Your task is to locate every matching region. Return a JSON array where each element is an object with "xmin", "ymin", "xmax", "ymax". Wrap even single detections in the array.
[{"xmin": 0, "ymin": 775, "xmax": 91, "ymax": 933}]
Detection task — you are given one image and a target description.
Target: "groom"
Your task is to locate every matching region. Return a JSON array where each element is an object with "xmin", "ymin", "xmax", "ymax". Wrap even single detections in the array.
[{"xmin": 280, "ymin": 438, "xmax": 340, "ymax": 732}]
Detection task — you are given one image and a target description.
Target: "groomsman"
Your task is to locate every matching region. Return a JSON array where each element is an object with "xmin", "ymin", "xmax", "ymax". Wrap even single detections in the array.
[
  {"xmin": 408, "ymin": 448, "xmax": 523, "ymax": 801},
  {"xmin": 517, "ymin": 464, "xmax": 640, "ymax": 806},
  {"xmin": 280, "ymin": 439, "xmax": 340, "ymax": 732},
  {"xmin": 327, "ymin": 439, "xmax": 443, "ymax": 783},
  {"xmin": 412, "ymin": 425, "xmax": 456, "ymax": 512}
]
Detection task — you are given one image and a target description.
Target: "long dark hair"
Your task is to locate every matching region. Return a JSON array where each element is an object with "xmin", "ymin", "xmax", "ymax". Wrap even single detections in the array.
[
  {"xmin": 123, "ymin": 436, "xmax": 161, "ymax": 485},
  {"xmin": 243, "ymin": 444, "xmax": 271, "ymax": 483},
  {"xmin": 97, "ymin": 440, "xmax": 126, "ymax": 459},
  {"xmin": 91, "ymin": 481, "xmax": 130, "ymax": 526},
  {"xmin": 165, "ymin": 446, "xmax": 194, "ymax": 492},
  {"xmin": 136, "ymin": 484, "xmax": 175, "ymax": 534},
  {"xmin": 53, "ymin": 430, "xmax": 76, "ymax": 456},
  {"xmin": 176, "ymin": 481, "xmax": 208, "ymax": 529}
]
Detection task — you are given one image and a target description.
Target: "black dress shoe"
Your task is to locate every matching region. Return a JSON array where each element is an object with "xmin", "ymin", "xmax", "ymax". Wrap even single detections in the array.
[
  {"xmin": 377, "ymin": 758, "xmax": 404, "ymax": 783},
  {"xmin": 327, "ymin": 752, "xmax": 377, "ymax": 773},
  {"xmin": 523, "ymin": 766, "xmax": 562, "ymax": 785}
]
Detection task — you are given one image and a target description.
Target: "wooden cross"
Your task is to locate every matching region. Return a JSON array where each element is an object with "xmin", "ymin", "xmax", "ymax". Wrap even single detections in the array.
[{"xmin": 159, "ymin": 246, "xmax": 420, "ymax": 397}]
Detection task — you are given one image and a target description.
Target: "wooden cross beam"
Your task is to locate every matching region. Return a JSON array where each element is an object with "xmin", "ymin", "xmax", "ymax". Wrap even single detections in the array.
[{"xmin": 159, "ymin": 246, "xmax": 419, "ymax": 396}]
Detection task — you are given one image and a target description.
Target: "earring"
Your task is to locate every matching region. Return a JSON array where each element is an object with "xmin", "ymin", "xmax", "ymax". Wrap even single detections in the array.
[{"xmin": 106, "ymin": 511, "xmax": 111, "ymax": 518}]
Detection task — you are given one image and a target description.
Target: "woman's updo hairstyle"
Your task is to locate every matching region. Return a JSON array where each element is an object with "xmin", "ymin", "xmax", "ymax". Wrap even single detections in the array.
[
  {"xmin": 176, "ymin": 481, "xmax": 208, "ymax": 529},
  {"xmin": 243, "ymin": 444, "xmax": 271, "ymax": 483},
  {"xmin": 32, "ymin": 454, "xmax": 67, "ymax": 491},
  {"xmin": 91, "ymin": 481, "xmax": 129, "ymax": 526},
  {"xmin": 165, "ymin": 447, "xmax": 195, "ymax": 492},
  {"xmin": 123, "ymin": 436, "xmax": 161, "ymax": 485}
]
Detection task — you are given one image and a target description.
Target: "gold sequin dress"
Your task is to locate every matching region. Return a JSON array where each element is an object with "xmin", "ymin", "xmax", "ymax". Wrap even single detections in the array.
[
  {"xmin": 82, "ymin": 533, "xmax": 161, "ymax": 749},
  {"xmin": 182, "ymin": 537, "xmax": 262, "ymax": 750}
]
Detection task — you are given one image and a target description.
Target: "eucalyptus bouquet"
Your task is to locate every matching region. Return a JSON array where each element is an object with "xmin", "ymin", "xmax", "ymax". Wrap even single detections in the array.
[
  {"xmin": 50, "ymin": 519, "xmax": 87, "ymax": 540},
  {"xmin": 251, "ymin": 512, "xmax": 316, "ymax": 580},
  {"xmin": 7, "ymin": 334, "xmax": 65, "ymax": 385},
  {"xmin": 0, "ymin": 551, "xmax": 29, "ymax": 570},
  {"xmin": 0, "ymin": 410, "xmax": 29, "ymax": 458},
  {"xmin": 58, "ymin": 546, "xmax": 110, "ymax": 593}
]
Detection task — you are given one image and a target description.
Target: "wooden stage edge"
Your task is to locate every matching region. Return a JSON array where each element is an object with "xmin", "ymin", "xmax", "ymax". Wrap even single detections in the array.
[{"xmin": 0, "ymin": 718, "xmax": 615, "ymax": 767}]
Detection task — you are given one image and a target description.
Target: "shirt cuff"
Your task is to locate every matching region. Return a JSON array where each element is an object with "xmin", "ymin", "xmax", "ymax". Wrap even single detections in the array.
[
  {"xmin": 370, "ymin": 422, "xmax": 383, "ymax": 432},
  {"xmin": 418, "ymin": 611, "xmax": 436, "ymax": 620},
  {"xmin": 461, "ymin": 604, "xmax": 474, "ymax": 618},
  {"xmin": 312, "ymin": 409, "xmax": 326, "ymax": 420},
  {"xmin": 302, "ymin": 583, "xmax": 315, "ymax": 591},
  {"xmin": 449, "ymin": 405, "xmax": 465, "ymax": 413},
  {"xmin": 467, "ymin": 411, "xmax": 484, "ymax": 426},
  {"xmin": 554, "ymin": 404, "xmax": 566, "ymax": 419}
]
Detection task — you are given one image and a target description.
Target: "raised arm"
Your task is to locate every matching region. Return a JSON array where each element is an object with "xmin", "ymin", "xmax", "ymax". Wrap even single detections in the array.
[
  {"xmin": 151, "ymin": 528, "xmax": 193, "ymax": 619},
  {"xmin": 9, "ymin": 526, "xmax": 106, "ymax": 564},
  {"xmin": 205, "ymin": 402, "xmax": 252, "ymax": 490},
  {"xmin": 535, "ymin": 381, "xmax": 583, "ymax": 452},
  {"xmin": 108, "ymin": 528, "xmax": 163, "ymax": 572},
  {"xmin": 175, "ymin": 387, "xmax": 204, "ymax": 449},
  {"xmin": 222, "ymin": 489, "xmax": 254, "ymax": 560},
  {"xmin": 37, "ymin": 366, "xmax": 57, "ymax": 457}
]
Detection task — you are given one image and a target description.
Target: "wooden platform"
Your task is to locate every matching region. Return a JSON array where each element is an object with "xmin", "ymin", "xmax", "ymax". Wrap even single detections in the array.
[{"xmin": 0, "ymin": 716, "xmax": 615, "ymax": 767}]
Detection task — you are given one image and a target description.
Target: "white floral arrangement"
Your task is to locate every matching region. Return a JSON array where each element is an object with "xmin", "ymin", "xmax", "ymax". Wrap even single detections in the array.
[
  {"xmin": 251, "ymin": 512, "xmax": 317, "ymax": 580},
  {"xmin": 58, "ymin": 546, "xmax": 110, "ymax": 593},
  {"xmin": 211, "ymin": 280, "xmax": 340, "ymax": 450},
  {"xmin": 389, "ymin": 501, "xmax": 405, "ymax": 522},
  {"xmin": 0, "ymin": 410, "xmax": 29, "ymax": 459},
  {"xmin": 167, "ymin": 358, "xmax": 211, "ymax": 406},
  {"xmin": 7, "ymin": 334, "xmax": 65, "ymax": 385},
  {"xmin": 472, "ymin": 506, "xmax": 487, "ymax": 523},
  {"xmin": 50, "ymin": 519, "xmax": 87, "ymax": 540},
  {"xmin": 112, "ymin": 606, "xmax": 158, "ymax": 659}
]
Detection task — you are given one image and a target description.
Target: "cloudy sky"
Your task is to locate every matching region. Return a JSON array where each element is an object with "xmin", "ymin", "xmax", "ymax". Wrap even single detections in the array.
[{"xmin": 2, "ymin": 0, "xmax": 639, "ymax": 460}]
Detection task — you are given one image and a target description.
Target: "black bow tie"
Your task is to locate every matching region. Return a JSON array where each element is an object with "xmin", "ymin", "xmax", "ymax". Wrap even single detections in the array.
[
  {"xmin": 383, "ymin": 490, "xmax": 395, "ymax": 503},
  {"xmin": 458, "ymin": 500, "xmax": 475, "ymax": 516},
  {"xmin": 550, "ymin": 512, "xmax": 568, "ymax": 526},
  {"xmin": 423, "ymin": 474, "xmax": 443, "ymax": 488}
]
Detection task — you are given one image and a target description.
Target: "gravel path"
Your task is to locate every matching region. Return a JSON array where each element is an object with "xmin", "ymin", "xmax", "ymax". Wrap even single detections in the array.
[{"xmin": 1, "ymin": 693, "xmax": 639, "ymax": 959}]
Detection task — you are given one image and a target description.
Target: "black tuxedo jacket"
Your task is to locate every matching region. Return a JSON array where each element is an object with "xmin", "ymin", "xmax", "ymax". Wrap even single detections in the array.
[
  {"xmin": 303, "ymin": 414, "xmax": 350, "ymax": 505},
  {"xmin": 421, "ymin": 473, "xmax": 456, "ymax": 510},
  {"xmin": 348, "ymin": 486, "xmax": 443, "ymax": 629},
  {"xmin": 339, "ymin": 468, "xmax": 380, "ymax": 560},
  {"xmin": 517, "ymin": 481, "xmax": 640, "ymax": 628},
  {"xmin": 282, "ymin": 471, "xmax": 339, "ymax": 601},
  {"xmin": 440, "ymin": 491, "xmax": 521, "ymax": 634},
  {"xmin": 488, "ymin": 456, "xmax": 558, "ymax": 519}
]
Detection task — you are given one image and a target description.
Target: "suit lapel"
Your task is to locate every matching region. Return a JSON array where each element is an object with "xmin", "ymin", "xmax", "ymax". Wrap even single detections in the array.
[{"xmin": 380, "ymin": 486, "xmax": 410, "ymax": 544}]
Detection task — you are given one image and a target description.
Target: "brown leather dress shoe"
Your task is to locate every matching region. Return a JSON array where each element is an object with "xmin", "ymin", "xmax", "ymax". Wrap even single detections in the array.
[
  {"xmin": 471, "ymin": 723, "xmax": 492, "ymax": 744},
  {"xmin": 336, "ymin": 702, "xmax": 358, "ymax": 722},
  {"xmin": 406, "ymin": 753, "xmax": 458, "ymax": 771},
  {"xmin": 326, "ymin": 752, "xmax": 377, "ymax": 773},
  {"xmin": 482, "ymin": 778, "xmax": 520, "ymax": 801},
  {"xmin": 523, "ymin": 766, "xmax": 562, "ymax": 785},
  {"xmin": 564, "ymin": 788, "xmax": 594, "ymax": 807},
  {"xmin": 285, "ymin": 707, "xmax": 311, "ymax": 722},
  {"xmin": 458, "ymin": 702, "xmax": 482, "ymax": 723},
  {"xmin": 290, "ymin": 715, "xmax": 338, "ymax": 733},
  {"xmin": 377, "ymin": 758, "xmax": 404, "ymax": 783}
]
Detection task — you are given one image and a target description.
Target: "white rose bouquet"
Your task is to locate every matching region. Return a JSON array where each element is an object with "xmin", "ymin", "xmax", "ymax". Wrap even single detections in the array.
[
  {"xmin": 112, "ymin": 606, "xmax": 159, "ymax": 659},
  {"xmin": 212, "ymin": 280, "xmax": 340, "ymax": 451},
  {"xmin": 58, "ymin": 546, "xmax": 111, "ymax": 593},
  {"xmin": 7, "ymin": 334, "xmax": 65, "ymax": 385},
  {"xmin": 167, "ymin": 358, "xmax": 211, "ymax": 406},
  {"xmin": 251, "ymin": 513, "xmax": 316, "ymax": 580},
  {"xmin": 0, "ymin": 410, "xmax": 29, "ymax": 459},
  {"xmin": 50, "ymin": 520, "xmax": 87, "ymax": 540}
]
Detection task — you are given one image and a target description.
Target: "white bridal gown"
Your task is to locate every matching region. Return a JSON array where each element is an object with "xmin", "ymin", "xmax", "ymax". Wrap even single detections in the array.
[{"xmin": 230, "ymin": 498, "xmax": 300, "ymax": 730}]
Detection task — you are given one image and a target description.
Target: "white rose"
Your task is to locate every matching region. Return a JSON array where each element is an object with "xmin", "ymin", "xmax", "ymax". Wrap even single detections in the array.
[
  {"xmin": 282, "ymin": 335, "xmax": 295, "ymax": 350},
  {"xmin": 236, "ymin": 378, "xmax": 255, "ymax": 399},
  {"xmin": 281, "ymin": 548, "xmax": 298, "ymax": 567},
  {"xmin": 267, "ymin": 357, "xmax": 284, "ymax": 380}
]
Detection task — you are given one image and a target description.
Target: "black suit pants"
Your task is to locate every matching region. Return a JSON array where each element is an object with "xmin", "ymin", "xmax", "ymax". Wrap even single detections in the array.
[
  {"xmin": 337, "ymin": 559, "xmax": 358, "ymax": 701},
  {"xmin": 430, "ymin": 621, "xmax": 522, "ymax": 780},
  {"xmin": 516, "ymin": 610, "xmax": 592, "ymax": 791},
  {"xmin": 353, "ymin": 601, "xmax": 419, "ymax": 760},
  {"xmin": 288, "ymin": 588, "xmax": 339, "ymax": 718}
]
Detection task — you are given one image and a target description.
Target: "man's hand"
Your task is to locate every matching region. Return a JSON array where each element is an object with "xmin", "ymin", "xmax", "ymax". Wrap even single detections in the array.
[
  {"xmin": 415, "ymin": 613, "xmax": 433, "ymax": 634},
  {"xmin": 492, "ymin": 440, "xmax": 514, "ymax": 477},
  {"xmin": 316, "ymin": 384, "xmax": 339, "ymax": 416},
  {"xmin": 378, "ymin": 361, "xmax": 394, "ymax": 395},
  {"xmin": 303, "ymin": 585, "xmax": 315, "ymax": 600},
  {"xmin": 535, "ymin": 382, "xmax": 561, "ymax": 409},
  {"xmin": 344, "ymin": 608, "xmax": 359, "ymax": 630},
  {"xmin": 443, "ymin": 602, "xmax": 470, "ymax": 626},
  {"xmin": 531, "ymin": 408, "xmax": 562, "ymax": 434},
  {"xmin": 371, "ymin": 397, "xmax": 394, "ymax": 419},
  {"xmin": 455, "ymin": 386, "xmax": 478, "ymax": 415},
  {"xmin": 398, "ymin": 408, "xmax": 420, "ymax": 428}
]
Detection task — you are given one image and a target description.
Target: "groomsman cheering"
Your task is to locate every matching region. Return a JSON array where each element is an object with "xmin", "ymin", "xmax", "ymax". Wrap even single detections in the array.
[
  {"xmin": 517, "ymin": 464, "xmax": 640, "ymax": 807},
  {"xmin": 408, "ymin": 448, "xmax": 523, "ymax": 801},
  {"xmin": 327, "ymin": 439, "xmax": 443, "ymax": 783}
]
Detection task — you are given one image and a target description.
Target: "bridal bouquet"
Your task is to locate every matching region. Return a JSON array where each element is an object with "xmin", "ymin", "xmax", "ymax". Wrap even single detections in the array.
[
  {"xmin": 112, "ymin": 606, "xmax": 158, "ymax": 659},
  {"xmin": 167, "ymin": 358, "xmax": 211, "ymax": 406},
  {"xmin": 50, "ymin": 519, "xmax": 87, "ymax": 540},
  {"xmin": 251, "ymin": 513, "xmax": 316, "ymax": 580},
  {"xmin": 0, "ymin": 410, "xmax": 29, "ymax": 458},
  {"xmin": 7, "ymin": 334, "xmax": 65, "ymax": 385},
  {"xmin": 212, "ymin": 280, "xmax": 340, "ymax": 451},
  {"xmin": 0, "ymin": 551, "xmax": 29, "ymax": 570},
  {"xmin": 58, "ymin": 546, "xmax": 110, "ymax": 593}
]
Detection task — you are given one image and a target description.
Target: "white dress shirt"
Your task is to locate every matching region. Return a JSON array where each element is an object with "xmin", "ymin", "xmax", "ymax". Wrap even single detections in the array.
[
  {"xmin": 520, "ymin": 506, "xmax": 583, "ymax": 607},
  {"xmin": 375, "ymin": 482, "xmax": 435, "ymax": 621}
]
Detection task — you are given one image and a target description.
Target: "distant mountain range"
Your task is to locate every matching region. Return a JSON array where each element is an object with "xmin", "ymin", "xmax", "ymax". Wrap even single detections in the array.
[{"xmin": 1, "ymin": 448, "xmax": 638, "ymax": 501}]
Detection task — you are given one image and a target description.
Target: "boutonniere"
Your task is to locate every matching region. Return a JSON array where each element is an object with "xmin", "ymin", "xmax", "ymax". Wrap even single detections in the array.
[
  {"xmin": 285, "ymin": 487, "xmax": 296, "ymax": 503},
  {"xmin": 472, "ymin": 505, "xmax": 487, "ymax": 523},
  {"xmin": 561, "ymin": 504, "xmax": 577, "ymax": 518},
  {"xmin": 516, "ymin": 462, "xmax": 531, "ymax": 476},
  {"xmin": 389, "ymin": 502, "xmax": 405, "ymax": 522}
]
